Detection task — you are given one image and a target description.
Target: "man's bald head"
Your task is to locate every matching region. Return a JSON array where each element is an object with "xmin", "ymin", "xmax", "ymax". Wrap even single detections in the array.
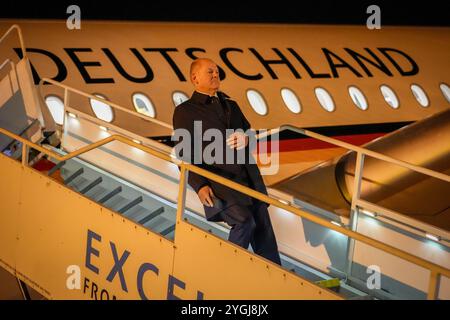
[
  {"xmin": 190, "ymin": 58, "xmax": 216, "ymax": 78},
  {"xmin": 190, "ymin": 58, "xmax": 215, "ymax": 75},
  {"xmin": 190, "ymin": 58, "xmax": 220, "ymax": 95}
]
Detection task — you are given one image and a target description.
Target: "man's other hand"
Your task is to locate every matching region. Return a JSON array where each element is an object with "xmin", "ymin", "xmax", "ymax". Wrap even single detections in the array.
[
  {"xmin": 198, "ymin": 185, "xmax": 215, "ymax": 207},
  {"xmin": 226, "ymin": 132, "xmax": 248, "ymax": 150}
]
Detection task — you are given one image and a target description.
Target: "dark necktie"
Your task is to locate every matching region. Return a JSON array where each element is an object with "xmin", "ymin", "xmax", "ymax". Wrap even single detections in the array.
[
  {"xmin": 207, "ymin": 96, "xmax": 219, "ymax": 105},
  {"xmin": 207, "ymin": 95, "xmax": 228, "ymax": 126}
]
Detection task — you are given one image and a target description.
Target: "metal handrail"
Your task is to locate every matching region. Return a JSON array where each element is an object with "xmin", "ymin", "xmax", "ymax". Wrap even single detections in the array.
[
  {"xmin": 37, "ymin": 79, "xmax": 450, "ymax": 184},
  {"xmin": 64, "ymin": 105, "xmax": 174, "ymax": 155},
  {"xmin": 0, "ymin": 24, "xmax": 26, "ymax": 59},
  {"xmin": 0, "ymin": 128, "xmax": 172, "ymax": 164},
  {"xmin": 281, "ymin": 124, "xmax": 450, "ymax": 183},
  {"xmin": 1, "ymin": 125, "xmax": 449, "ymax": 299},
  {"xmin": 39, "ymin": 78, "xmax": 173, "ymax": 130},
  {"xmin": 2, "ymin": 23, "xmax": 445, "ymax": 186},
  {"xmin": 0, "ymin": 59, "xmax": 17, "ymax": 93},
  {"xmin": 356, "ymin": 198, "xmax": 450, "ymax": 242},
  {"xmin": 2, "ymin": 22, "xmax": 446, "ymax": 299},
  {"xmin": 0, "ymin": 59, "xmax": 13, "ymax": 73},
  {"xmin": 183, "ymin": 166, "xmax": 450, "ymax": 277},
  {"xmin": 279, "ymin": 123, "xmax": 449, "ymax": 299}
]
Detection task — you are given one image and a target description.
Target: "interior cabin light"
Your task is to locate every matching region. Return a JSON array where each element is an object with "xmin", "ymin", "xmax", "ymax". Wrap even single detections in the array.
[
  {"xmin": 425, "ymin": 233, "xmax": 441, "ymax": 242},
  {"xmin": 68, "ymin": 112, "xmax": 77, "ymax": 118},
  {"xmin": 99, "ymin": 126, "xmax": 108, "ymax": 131},
  {"xmin": 279, "ymin": 199, "xmax": 290, "ymax": 205},
  {"xmin": 331, "ymin": 221, "xmax": 343, "ymax": 227},
  {"xmin": 360, "ymin": 209, "xmax": 378, "ymax": 218},
  {"xmin": 132, "ymin": 139, "xmax": 142, "ymax": 145}
]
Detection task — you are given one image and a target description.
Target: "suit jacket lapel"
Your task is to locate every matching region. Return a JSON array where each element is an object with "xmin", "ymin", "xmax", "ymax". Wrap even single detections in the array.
[{"xmin": 217, "ymin": 91, "xmax": 231, "ymax": 128}]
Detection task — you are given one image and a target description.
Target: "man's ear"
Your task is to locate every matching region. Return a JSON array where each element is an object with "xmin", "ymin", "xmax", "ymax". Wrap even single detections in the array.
[{"xmin": 191, "ymin": 73, "xmax": 197, "ymax": 84}]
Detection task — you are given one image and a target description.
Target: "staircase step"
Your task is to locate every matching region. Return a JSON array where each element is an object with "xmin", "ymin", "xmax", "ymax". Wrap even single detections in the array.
[
  {"xmin": 118, "ymin": 196, "xmax": 143, "ymax": 214},
  {"xmin": 64, "ymin": 168, "xmax": 84, "ymax": 185},
  {"xmin": 160, "ymin": 224, "xmax": 175, "ymax": 236},
  {"xmin": 138, "ymin": 207, "xmax": 165, "ymax": 225},
  {"xmin": 47, "ymin": 160, "xmax": 66, "ymax": 176},
  {"xmin": 98, "ymin": 186, "xmax": 122, "ymax": 204},
  {"xmin": 80, "ymin": 177, "xmax": 103, "ymax": 194}
]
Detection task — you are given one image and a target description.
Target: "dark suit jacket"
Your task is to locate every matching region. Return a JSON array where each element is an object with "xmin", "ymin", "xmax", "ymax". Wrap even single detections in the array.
[{"xmin": 172, "ymin": 91, "xmax": 268, "ymax": 222}]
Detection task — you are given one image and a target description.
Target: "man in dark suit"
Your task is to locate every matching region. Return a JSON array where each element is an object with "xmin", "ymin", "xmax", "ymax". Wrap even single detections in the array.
[{"xmin": 172, "ymin": 58, "xmax": 281, "ymax": 265}]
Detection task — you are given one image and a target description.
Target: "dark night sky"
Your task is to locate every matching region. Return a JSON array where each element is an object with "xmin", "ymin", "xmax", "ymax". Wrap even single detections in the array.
[{"xmin": 1, "ymin": 0, "xmax": 449, "ymax": 26}]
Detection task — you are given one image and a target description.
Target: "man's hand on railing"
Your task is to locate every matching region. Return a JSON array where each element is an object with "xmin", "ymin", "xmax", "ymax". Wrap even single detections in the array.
[{"xmin": 198, "ymin": 185, "xmax": 215, "ymax": 207}]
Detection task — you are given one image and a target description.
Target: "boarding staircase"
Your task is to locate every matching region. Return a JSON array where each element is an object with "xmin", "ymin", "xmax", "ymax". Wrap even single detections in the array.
[
  {"xmin": 1, "ymin": 24, "xmax": 449, "ymax": 300},
  {"xmin": 48, "ymin": 153, "xmax": 227, "ymax": 242}
]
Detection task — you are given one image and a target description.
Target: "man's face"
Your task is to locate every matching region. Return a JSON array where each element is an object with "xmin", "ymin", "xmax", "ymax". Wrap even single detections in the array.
[{"xmin": 193, "ymin": 61, "xmax": 220, "ymax": 93}]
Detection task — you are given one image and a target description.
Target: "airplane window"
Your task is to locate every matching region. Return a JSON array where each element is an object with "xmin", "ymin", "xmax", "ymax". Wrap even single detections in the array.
[
  {"xmin": 380, "ymin": 85, "xmax": 399, "ymax": 109},
  {"xmin": 411, "ymin": 84, "xmax": 429, "ymax": 107},
  {"xmin": 132, "ymin": 93, "xmax": 156, "ymax": 118},
  {"xmin": 315, "ymin": 87, "xmax": 335, "ymax": 112},
  {"xmin": 246, "ymin": 89, "xmax": 268, "ymax": 115},
  {"xmin": 90, "ymin": 94, "xmax": 114, "ymax": 122},
  {"xmin": 172, "ymin": 91, "xmax": 189, "ymax": 107},
  {"xmin": 281, "ymin": 88, "xmax": 301, "ymax": 113},
  {"xmin": 440, "ymin": 83, "xmax": 450, "ymax": 103},
  {"xmin": 44, "ymin": 95, "xmax": 64, "ymax": 125},
  {"xmin": 348, "ymin": 86, "xmax": 368, "ymax": 110}
]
